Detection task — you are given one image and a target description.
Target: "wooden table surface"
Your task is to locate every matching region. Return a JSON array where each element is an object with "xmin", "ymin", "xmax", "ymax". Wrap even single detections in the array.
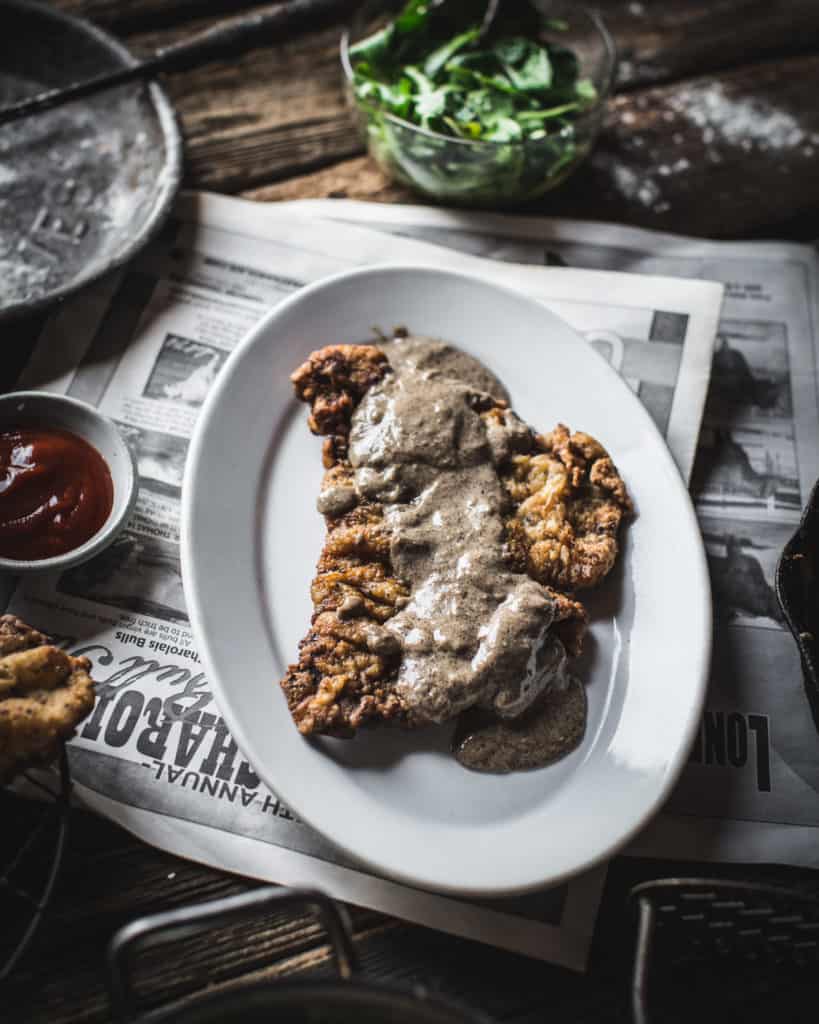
[{"xmin": 4, "ymin": 1, "xmax": 819, "ymax": 1021}]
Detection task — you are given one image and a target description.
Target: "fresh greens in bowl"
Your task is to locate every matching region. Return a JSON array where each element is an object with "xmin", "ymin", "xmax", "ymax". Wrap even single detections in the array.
[{"xmin": 342, "ymin": 0, "xmax": 614, "ymax": 204}]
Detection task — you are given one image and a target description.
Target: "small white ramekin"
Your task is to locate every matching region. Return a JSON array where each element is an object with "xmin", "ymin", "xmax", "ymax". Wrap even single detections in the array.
[{"xmin": 0, "ymin": 391, "xmax": 138, "ymax": 574}]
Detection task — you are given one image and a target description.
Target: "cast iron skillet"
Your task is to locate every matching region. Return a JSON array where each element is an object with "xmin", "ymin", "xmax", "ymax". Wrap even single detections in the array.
[
  {"xmin": 107, "ymin": 887, "xmax": 491, "ymax": 1024},
  {"xmin": 775, "ymin": 476, "xmax": 819, "ymax": 734},
  {"xmin": 0, "ymin": 0, "xmax": 182, "ymax": 321}
]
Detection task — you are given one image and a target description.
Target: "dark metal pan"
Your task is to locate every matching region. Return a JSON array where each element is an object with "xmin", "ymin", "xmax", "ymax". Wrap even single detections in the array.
[{"xmin": 0, "ymin": 0, "xmax": 182, "ymax": 322}]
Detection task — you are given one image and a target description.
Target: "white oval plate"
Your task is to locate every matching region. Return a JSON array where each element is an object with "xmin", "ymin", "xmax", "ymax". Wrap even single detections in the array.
[{"xmin": 182, "ymin": 265, "xmax": 711, "ymax": 897}]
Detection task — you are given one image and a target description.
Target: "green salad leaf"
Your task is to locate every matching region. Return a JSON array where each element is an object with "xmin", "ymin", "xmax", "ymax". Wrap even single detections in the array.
[
  {"xmin": 348, "ymin": 0, "xmax": 600, "ymax": 202},
  {"xmin": 423, "ymin": 25, "xmax": 483, "ymax": 78}
]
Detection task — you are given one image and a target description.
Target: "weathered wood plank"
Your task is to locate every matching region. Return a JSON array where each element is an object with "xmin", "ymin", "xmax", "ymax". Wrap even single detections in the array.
[
  {"xmin": 597, "ymin": 0, "xmax": 819, "ymax": 89},
  {"xmin": 247, "ymin": 55, "xmax": 819, "ymax": 239},
  {"xmin": 47, "ymin": 1, "xmax": 819, "ymax": 211},
  {"xmin": 244, "ymin": 154, "xmax": 407, "ymax": 203},
  {"xmin": 178, "ymin": 49, "xmax": 819, "ymax": 224},
  {"xmin": 1, "ymin": 798, "xmax": 386, "ymax": 1023},
  {"xmin": 54, "ymin": 0, "xmax": 819, "ymax": 93},
  {"xmin": 56, "ymin": 0, "xmax": 278, "ymax": 32},
  {"xmin": 160, "ymin": 23, "xmax": 363, "ymax": 191},
  {"xmin": 6, "ymin": 790, "xmax": 819, "ymax": 1024},
  {"xmin": 574, "ymin": 53, "xmax": 819, "ymax": 237}
]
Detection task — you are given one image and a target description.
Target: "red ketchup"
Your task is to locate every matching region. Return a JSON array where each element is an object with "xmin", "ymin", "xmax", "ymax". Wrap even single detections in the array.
[{"xmin": 0, "ymin": 427, "xmax": 114, "ymax": 561}]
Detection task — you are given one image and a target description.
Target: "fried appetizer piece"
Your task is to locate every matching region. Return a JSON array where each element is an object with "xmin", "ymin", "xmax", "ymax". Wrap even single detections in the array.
[
  {"xmin": 0, "ymin": 614, "xmax": 96, "ymax": 784},
  {"xmin": 280, "ymin": 344, "xmax": 629, "ymax": 737},
  {"xmin": 503, "ymin": 423, "xmax": 633, "ymax": 591},
  {"xmin": 0, "ymin": 615, "xmax": 48, "ymax": 657}
]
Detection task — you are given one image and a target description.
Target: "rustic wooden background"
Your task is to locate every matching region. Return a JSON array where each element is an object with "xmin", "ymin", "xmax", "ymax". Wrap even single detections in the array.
[
  {"xmin": 4, "ymin": 1, "xmax": 819, "ymax": 1021},
  {"xmin": 59, "ymin": 0, "xmax": 819, "ymax": 237}
]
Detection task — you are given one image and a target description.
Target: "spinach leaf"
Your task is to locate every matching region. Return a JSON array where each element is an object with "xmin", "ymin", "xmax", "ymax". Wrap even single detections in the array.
[
  {"xmin": 404, "ymin": 66, "xmax": 452, "ymax": 122},
  {"xmin": 493, "ymin": 37, "xmax": 552, "ymax": 91},
  {"xmin": 575, "ymin": 78, "xmax": 598, "ymax": 103},
  {"xmin": 423, "ymin": 25, "xmax": 482, "ymax": 78},
  {"xmin": 347, "ymin": 24, "xmax": 395, "ymax": 68},
  {"xmin": 447, "ymin": 63, "xmax": 520, "ymax": 97},
  {"xmin": 482, "ymin": 115, "xmax": 523, "ymax": 142},
  {"xmin": 518, "ymin": 102, "xmax": 580, "ymax": 122},
  {"xmin": 491, "ymin": 37, "xmax": 528, "ymax": 66},
  {"xmin": 394, "ymin": 0, "xmax": 432, "ymax": 34},
  {"xmin": 353, "ymin": 64, "xmax": 414, "ymax": 118}
]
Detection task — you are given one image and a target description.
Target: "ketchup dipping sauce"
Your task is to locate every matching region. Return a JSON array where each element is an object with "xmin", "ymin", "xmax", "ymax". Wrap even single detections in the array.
[{"xmin": 0, "ymin": 426, "xmax": 114, "ymax": 562}]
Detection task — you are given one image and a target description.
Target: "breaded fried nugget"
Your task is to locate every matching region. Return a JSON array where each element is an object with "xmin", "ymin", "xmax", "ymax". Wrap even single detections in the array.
[
  {"xmin": 280, "ymin": 345, "xmax": 628, "ymax": 736},
  {"xmin": 0, "ymin": 615, "xmax": 48, "ymax": 657},
  {"xmin": 503, "ymin": 423, "xmax": 633, "ymax": 591},
  {"xmin": 0, "ymin": 614, "xmax": 96, "ymax": 784}
]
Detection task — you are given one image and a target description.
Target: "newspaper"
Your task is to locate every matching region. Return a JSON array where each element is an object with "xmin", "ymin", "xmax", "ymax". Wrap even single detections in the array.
[
  {"xmin": 4, "ymin": 192, "xmax": 723, "ymax": 971},
  {"xmin": 292, "ymin": 199, "xmax": 819, "ymax": 869}
]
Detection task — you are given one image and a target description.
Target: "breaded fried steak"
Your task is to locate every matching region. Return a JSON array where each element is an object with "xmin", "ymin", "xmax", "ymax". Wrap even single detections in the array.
[
  {"xmin": 0, "ymin": 615, "xmax": 96, "ymax": 784},
  {"xmin": 280, "ymin": 338, "xmax": 631, "ymax": 756}
]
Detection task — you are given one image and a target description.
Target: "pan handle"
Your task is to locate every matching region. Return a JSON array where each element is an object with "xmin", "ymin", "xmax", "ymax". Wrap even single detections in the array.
[{"xmin": 107, "ymin": 886, "xmax": 358, "ymax": 1021}]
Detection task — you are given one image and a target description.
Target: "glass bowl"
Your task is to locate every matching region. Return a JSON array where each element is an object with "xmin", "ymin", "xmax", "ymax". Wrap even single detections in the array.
[{"xmin": 340, "ymin": 0, "xmax": 616, "ymax": 206}]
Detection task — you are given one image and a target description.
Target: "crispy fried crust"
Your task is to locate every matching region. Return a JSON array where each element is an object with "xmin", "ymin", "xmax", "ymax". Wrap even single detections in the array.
[
  {"xmin": 547, "ymin": 589, "xmax": 588, "ymax": 659},
  {"xmin": 280, "ymin": 465, "xmax": 409, "ymax": 736},
  {"xmin": 290, "ymin": 344, "xmax": 390, "ymax": 468},
  {"xmin": 503, "ymin": 423, "xmax": 633, "ymax": 591},
  {"xmin": 0, "ymin": 615, "xmax": 48, "ymax": 657},
  {"xmin": 281, "ymin": 345, "xmax": 629, "ymax": 736},
  {"xmin": 0, "ymin": 615, "xmax": 96, "ymax": 784}
]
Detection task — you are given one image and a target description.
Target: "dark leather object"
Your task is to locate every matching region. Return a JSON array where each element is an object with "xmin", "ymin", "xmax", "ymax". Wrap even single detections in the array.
[{"xmin": 775, "ymin": 477, "xmax": 819, "ymax": 734}]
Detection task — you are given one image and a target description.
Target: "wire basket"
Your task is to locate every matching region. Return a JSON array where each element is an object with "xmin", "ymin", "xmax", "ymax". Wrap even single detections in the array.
[
  {"xmin": 0, "ymin": 745, "xmax": 71, "ymax": 981},
  {"xmin": 630, "ymin": 877, "xmax": 819, "ymax": 1024}
]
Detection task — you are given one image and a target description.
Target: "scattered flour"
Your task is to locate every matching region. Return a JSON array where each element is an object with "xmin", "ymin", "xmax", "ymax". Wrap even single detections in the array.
[
  {"xmin": 609, "ymin": 152, "xmax": 689, "ymax": 213},
  {"xmin": 612, "ymin": 163, "xmax": 663, "ymax": 209},
  {"xmin": 670, "ymin": 81, "xmax": 805, "ymax": 151},
  {"xmin": 612, "ymin": 164, "xmax": 640, "ymax": 198},
  {"xmin": 0, "ymin": 257, "xmax": 50, "ymax": 300},
  {"xmin": 638, "ymin": 181, "xmax": 661, "ymax": 206},
  {"xmin": 606, "ymin": 74, "xmax": 813, "ymax": 218}
]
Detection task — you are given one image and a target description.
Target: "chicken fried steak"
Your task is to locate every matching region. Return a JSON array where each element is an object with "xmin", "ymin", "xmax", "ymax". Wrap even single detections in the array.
[{"xmin": 280, "ymin": 336, "xmax": 631, "ymax": 769}]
